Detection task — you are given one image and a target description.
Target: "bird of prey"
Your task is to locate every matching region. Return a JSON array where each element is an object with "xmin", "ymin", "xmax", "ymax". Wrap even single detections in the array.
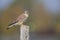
[{"xmin": 7, "ymin": 10, "xmax": 29, "ymax": 30}]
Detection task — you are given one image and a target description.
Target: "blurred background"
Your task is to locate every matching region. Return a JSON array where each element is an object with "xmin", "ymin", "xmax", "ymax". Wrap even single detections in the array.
[{"xmin": 0, "ymin": 0, "xmax": 60, "ymax": 40}]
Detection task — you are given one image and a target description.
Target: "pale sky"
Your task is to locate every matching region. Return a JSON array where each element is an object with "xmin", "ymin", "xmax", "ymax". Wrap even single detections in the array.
[
  {"xmin": 0, "ymin": 0, "xmax": 15, "ymax": 10},
  {"xmin": 43, "ymin": 0, "xmax": 59, "ymax": 15},
  {"xmin": 0, "ymin": 0, "xmax": 60, "ymax": 14},
  {"xmin": 33, "ymin": 0, "xmax": 59, "ymax": 15}
]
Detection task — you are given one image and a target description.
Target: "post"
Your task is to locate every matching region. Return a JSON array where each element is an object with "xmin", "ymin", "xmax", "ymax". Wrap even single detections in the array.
[{"xmin": 20, "ymin": 25, "xmax": 29, "ymax": 40}]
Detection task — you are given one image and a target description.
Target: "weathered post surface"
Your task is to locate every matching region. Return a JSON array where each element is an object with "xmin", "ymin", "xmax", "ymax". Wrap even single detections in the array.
[{"xmin": 20, "ymin": 25, "xmax": 29, "ymax": 40}]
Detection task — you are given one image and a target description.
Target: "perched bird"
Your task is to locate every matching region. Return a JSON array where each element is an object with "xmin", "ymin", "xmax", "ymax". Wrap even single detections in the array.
[{"xmin": 7, "ymin": 10, "xmax": 29, "ymax": 30}]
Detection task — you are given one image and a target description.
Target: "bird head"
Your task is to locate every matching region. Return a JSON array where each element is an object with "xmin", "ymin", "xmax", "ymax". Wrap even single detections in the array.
[{"xmin": 24, "ymin": 10, "xmax": 29, "ymax": 17}]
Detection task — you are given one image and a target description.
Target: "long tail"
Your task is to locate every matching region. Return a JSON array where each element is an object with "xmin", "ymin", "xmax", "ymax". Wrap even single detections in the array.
[{"xmin": 7, "ymin": 21, "xmax": 18, "ymax": 30}]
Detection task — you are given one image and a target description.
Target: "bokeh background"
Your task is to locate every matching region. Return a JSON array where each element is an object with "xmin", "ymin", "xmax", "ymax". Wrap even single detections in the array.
[{"xmin": 0, "ymin": 0, "xmax": 60, "ymax": 40}]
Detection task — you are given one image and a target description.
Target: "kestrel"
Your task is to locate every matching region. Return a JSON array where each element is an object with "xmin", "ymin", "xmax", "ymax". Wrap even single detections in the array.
[{"xmin": 7, "ymin": 10, "xmax": 29, "ymax": 30}]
